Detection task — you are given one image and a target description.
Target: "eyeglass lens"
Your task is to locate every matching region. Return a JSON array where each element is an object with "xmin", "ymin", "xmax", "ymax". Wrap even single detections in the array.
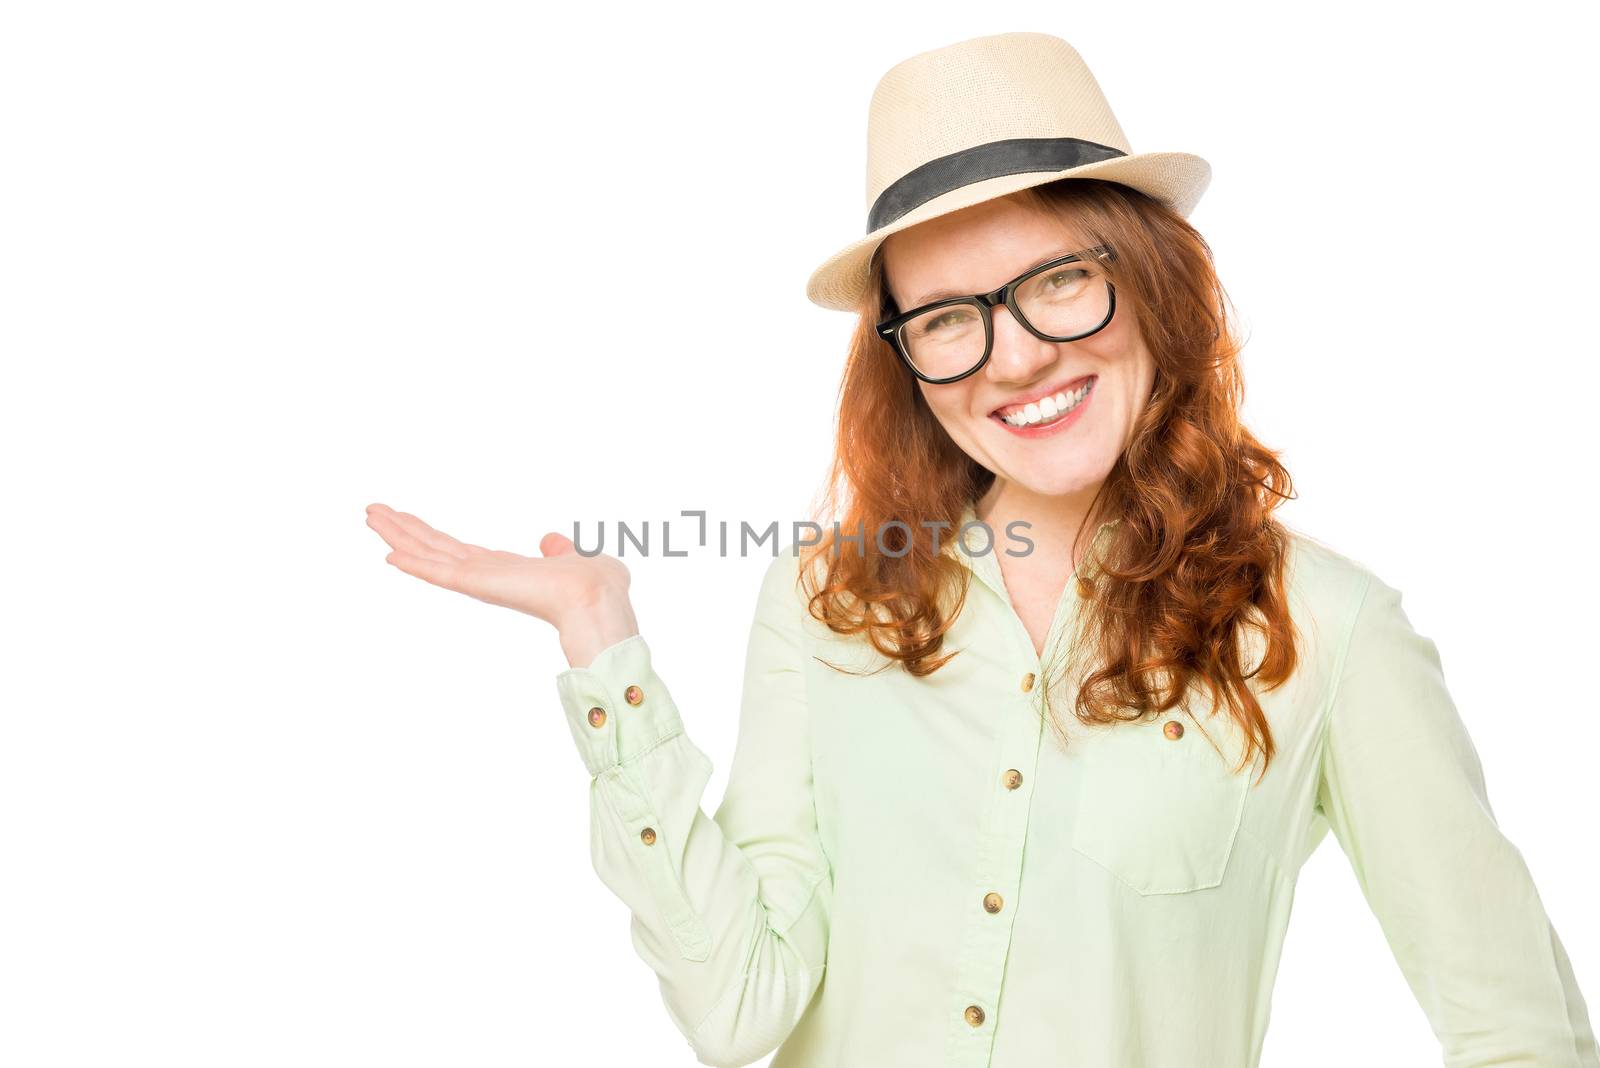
[{"xmin": 896, "ymin": 257, "xmax": 1111, "ymax": 380}]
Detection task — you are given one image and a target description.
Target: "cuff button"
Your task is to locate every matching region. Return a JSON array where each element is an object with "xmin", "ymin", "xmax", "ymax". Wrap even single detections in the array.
[{"xmin": 587, "ymin": 706, "xmax": 607, "ymax": 728}]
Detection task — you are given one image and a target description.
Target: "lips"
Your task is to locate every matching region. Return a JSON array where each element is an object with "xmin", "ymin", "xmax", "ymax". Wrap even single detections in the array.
[{"xmin": 990, "ymin": 374, "xmax": 1096, "ymax": 419}]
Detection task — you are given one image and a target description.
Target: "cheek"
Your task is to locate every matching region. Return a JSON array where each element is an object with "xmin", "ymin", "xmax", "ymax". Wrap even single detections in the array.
[
  {"xmin": 1083, "ymin": 318, "xmax": 1140, "ymax": 366},
  {"xmin": 919, "ymin": 384, "xmax": 971, "ymax": 424},
  {"xmin": 919, "ymin": 389, "xmax": 989, "ymax": 449},
  {"xmin": 1085, "ymin": 323, "xmax": 1156, "ymax": 394}
]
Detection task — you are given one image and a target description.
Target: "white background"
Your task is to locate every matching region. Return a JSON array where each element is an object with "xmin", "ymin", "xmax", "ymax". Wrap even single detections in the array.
[{"xmin": 3, "ymin": 2, "xmax": 1597, "ymax": 1065}]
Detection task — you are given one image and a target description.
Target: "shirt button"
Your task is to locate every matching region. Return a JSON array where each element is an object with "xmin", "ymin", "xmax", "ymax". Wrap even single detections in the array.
[
  {"xmin": 639, "ymin": 827, "xmax": 657, "ymax": 845},
  {"xmin": 1020, "ymin": 672, "xmax": 1036, "ymax": 693},
  {"xmin": 587, "ymin": 706, "xmax": 607, "ymax": 728},
  {"xmin": 624, "ymin": 684, "xmax": 644, "ymax": 706},
  {"xmin": 1163, "ymin": 719, "xmax": 1185, "ymax": 740},
  {"xmin": 964, "ymin": 1004, "xmax": 986, "ymax": 1027},
  {"xmin": 1002, "ymin": 769, "xmax": 1023, "ymax": 790},
  {"xmin": 983, "ymin": 892, "xmax": 1003, "ymax": 913}
]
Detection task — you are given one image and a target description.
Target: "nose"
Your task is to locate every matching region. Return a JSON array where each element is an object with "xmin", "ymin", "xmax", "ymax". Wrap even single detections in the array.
[{"xmin": 983, "ymin": 304, "xmax": 1059, "ymax": 384}]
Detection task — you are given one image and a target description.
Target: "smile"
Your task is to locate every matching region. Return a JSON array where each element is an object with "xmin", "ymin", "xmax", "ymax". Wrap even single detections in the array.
[{"xmin": 993, "ymin": 375, "xmax": 1096, "ymax": 429}]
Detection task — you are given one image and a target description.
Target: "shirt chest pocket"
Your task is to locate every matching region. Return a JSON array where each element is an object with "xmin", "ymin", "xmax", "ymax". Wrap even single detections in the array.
[{"xmin": 1067, "ymin": 713, "xmax": 1261, "ymax": 895}]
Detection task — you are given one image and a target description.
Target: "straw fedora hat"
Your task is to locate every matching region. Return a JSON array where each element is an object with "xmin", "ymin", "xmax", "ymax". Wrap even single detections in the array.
[{"xmin": 805, "ymin": 32, "xmax": 1212, "ymax": 312}]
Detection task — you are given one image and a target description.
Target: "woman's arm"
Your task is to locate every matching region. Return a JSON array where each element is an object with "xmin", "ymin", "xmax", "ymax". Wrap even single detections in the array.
[
  {"xmin": 553, "ymin": 549, "xmax": 832, "ymax": 1066},
  {"xmin": 364, "ymin": 506, "xmax": 832, "ymax": 1065},
  {"xmin": 1316, "ymin": 571, "xmax": 1599, "ymax": 1067}
]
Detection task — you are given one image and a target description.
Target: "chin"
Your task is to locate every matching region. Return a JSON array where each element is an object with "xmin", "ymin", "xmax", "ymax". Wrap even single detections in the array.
[
  {"xmin": 992, "ymin": 457, "xmax": 1108, "ymax": 497},
  {"xmin": 1008, "ymin": 474, "xmax": 1102, "ymax": 498},
  {"xmin": 994, "ymin": 434, "xmax": 1115, "ymax": 480},
  {"xmin": 953, "ymin": 417, "xmax": 1122, "ymax": 493}
]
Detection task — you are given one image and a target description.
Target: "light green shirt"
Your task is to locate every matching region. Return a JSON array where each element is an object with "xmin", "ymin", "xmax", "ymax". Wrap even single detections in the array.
[{"xmin": 554, "ymin": 505, "xmax": 1598, "ymax": 1067}]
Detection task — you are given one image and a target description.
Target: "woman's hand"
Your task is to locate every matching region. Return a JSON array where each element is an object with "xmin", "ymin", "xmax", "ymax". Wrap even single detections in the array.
[{"xmin": 364, "ymin": 503, "xmax": 639, "ymax": 668}]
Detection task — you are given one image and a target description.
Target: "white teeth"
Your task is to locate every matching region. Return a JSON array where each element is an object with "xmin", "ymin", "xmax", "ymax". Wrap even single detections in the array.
[{"xmin": 999, "ymin": 377, "xmax": 1095, "ymax": 427}]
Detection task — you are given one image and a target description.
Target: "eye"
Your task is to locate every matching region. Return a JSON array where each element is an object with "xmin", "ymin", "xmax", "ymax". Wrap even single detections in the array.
[
  {"xmin": 1044, "ymin": 267, "xmax": 1089, "ymax": 289},
  {"xmin": 915, "ymin": 306, "xmax": 979, "ymax": 335}
]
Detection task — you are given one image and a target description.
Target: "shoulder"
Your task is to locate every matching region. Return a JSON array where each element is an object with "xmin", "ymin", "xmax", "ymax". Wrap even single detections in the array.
[
  {"xmin": 1278, "ymin": 523, "xmax": 1400, "ymax": 665},
  {"xmin": 753, "ymin": 541, "xmax": 886, "ymax": 667},
  {"xmin": 1281, "ymin": 522, "xmax": 1383, "ymax": 604},
  {"xmin": 750, "ymin": 541, "xmax": 827, "ymax": 638},
  {"xmin": 756, "ymin": 540, "xmax": 819, "ymax": 601}
]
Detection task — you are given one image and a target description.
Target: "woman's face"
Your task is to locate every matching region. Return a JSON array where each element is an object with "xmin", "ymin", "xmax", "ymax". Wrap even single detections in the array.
[{"xmin": 880, "ymin": 195, "xmax": 1155, "ymax": 503}]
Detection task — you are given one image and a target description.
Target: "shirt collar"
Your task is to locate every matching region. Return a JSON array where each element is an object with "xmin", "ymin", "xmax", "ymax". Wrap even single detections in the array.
[{"xmin": 948, "ymin": 497, "xmax": 1120, "ymax": 606}]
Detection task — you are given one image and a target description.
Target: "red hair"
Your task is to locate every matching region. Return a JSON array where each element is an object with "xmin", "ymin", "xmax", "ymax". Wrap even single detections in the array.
[{"xmin": 797, "ymin": 178, "xmax": 1298, "ymax": 779}]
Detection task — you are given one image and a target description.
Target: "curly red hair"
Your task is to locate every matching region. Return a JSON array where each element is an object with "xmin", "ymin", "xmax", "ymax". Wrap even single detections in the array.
[{"xmin": 797, "ymin": 177, "xmax": 1298, "ymax": 779}]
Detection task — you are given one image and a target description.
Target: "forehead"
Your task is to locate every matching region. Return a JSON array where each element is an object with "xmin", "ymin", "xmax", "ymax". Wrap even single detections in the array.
[{"xmin": 880, "ymin": 195, "xmax": 1088, "ymax": 308}]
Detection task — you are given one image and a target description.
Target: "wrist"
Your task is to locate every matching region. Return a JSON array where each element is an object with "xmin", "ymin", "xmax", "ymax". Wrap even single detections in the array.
[{"xmin": 559, "ymin": 592, "xmax": 640, "ymax": 669}]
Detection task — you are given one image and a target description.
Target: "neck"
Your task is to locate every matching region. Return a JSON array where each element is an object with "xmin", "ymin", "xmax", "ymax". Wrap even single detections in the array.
[{"xmin": 974, "ymin": 480, "xmax": 1108, "ymax": 571}]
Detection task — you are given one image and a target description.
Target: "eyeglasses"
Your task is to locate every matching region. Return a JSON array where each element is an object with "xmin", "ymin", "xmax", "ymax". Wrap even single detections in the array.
[{"xmin": 876, "ymin": 243, "xmax": 1118, "ymax": 385}]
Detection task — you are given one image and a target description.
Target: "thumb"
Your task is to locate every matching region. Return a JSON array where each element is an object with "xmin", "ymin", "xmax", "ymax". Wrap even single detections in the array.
[{"xmin": 539, "ymin": 530, "xmax": 577, "ymax": 557}]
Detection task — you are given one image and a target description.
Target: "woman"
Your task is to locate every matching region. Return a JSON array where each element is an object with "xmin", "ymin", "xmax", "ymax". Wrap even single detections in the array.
[{"xmin": 364, "ymin": 32, "xmax": 1597, "ymax": 1068}]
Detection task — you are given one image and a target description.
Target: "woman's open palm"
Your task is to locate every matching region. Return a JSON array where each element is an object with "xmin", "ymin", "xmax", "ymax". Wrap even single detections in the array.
[{"xmin": 364, "ymin": 503, "xmax": 631, "ymax": 632}]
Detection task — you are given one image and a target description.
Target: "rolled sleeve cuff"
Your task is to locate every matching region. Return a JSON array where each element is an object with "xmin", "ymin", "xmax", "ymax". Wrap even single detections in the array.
[{"xmin": 555, "ymin": 634, "xmax": 685, "ymax": 778}]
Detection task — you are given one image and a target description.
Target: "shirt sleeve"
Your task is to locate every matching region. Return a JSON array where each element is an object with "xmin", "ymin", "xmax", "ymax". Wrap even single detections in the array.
[
  {"xmin": 553, "ymin": 548, "xmax": 831, "ymax": 1067},
  {"xmin": 1315, "ymin": 571, "xmax": 1599, "ymax": 1067}
]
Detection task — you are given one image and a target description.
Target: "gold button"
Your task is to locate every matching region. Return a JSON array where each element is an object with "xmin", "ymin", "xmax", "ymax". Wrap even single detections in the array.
[
  {"xmin": 640, "ymin": 827, "xmax": 657, "ymax": 845},
  {"xmin": 624, "ymin": 684, "xmax": 644, "ymax": 706},
  {"xmin": 983, "ymin": 891, "xmax": 1003, "ymax": 914},
  {"xmin": 1020, "ymin": 672, "xmax": 1036, "ymax": 693},
  {"xmin": 1164, "ymin": 719, "xmax": 1185, "ymax": 740},
  {"xmin": 1002, "ymin": 769, "xmax": 1023, "ymax": 790},
  {"xmin": 964, "ymin": 1004, "xmax": 985, "ymax": 1027},
  {"xmin": 586, "ymin": 706, "xmax": 607, "ymax": 728}
]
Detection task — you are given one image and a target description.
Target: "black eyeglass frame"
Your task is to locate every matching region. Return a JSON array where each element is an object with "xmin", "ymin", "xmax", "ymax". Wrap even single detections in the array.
[{"xmin": 875, "ymin": 243, "xmax": 1119, "ymax": 385}]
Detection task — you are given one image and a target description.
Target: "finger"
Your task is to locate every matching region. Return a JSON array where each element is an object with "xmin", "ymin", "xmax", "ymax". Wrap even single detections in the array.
[
  {"xmin": 539, "ymin": 531, "xmax": 576, "ymax": 557},
  {"xmin": 366, "ymin": 504, "xmax": 471, "ymax": 555},
  {"xmin": 386, "ymin": 549, "xmax": 527, "ymax": 611},
  {"xmin": 367, "ymin": 511, "xmax": 453, "ymax": 564},
  {"xmin": 385, "ymin": 508, "xmax": 479, "ymax": 558},
  {"xmin": 384, "ymin": 548, "xmax": 468, "ymax": 593}
]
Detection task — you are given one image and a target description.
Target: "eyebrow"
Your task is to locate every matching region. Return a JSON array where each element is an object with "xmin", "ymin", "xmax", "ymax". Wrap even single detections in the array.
[{"xmin": 906, "ymin": 245, "xmax": 1082, "ymax": 308}]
